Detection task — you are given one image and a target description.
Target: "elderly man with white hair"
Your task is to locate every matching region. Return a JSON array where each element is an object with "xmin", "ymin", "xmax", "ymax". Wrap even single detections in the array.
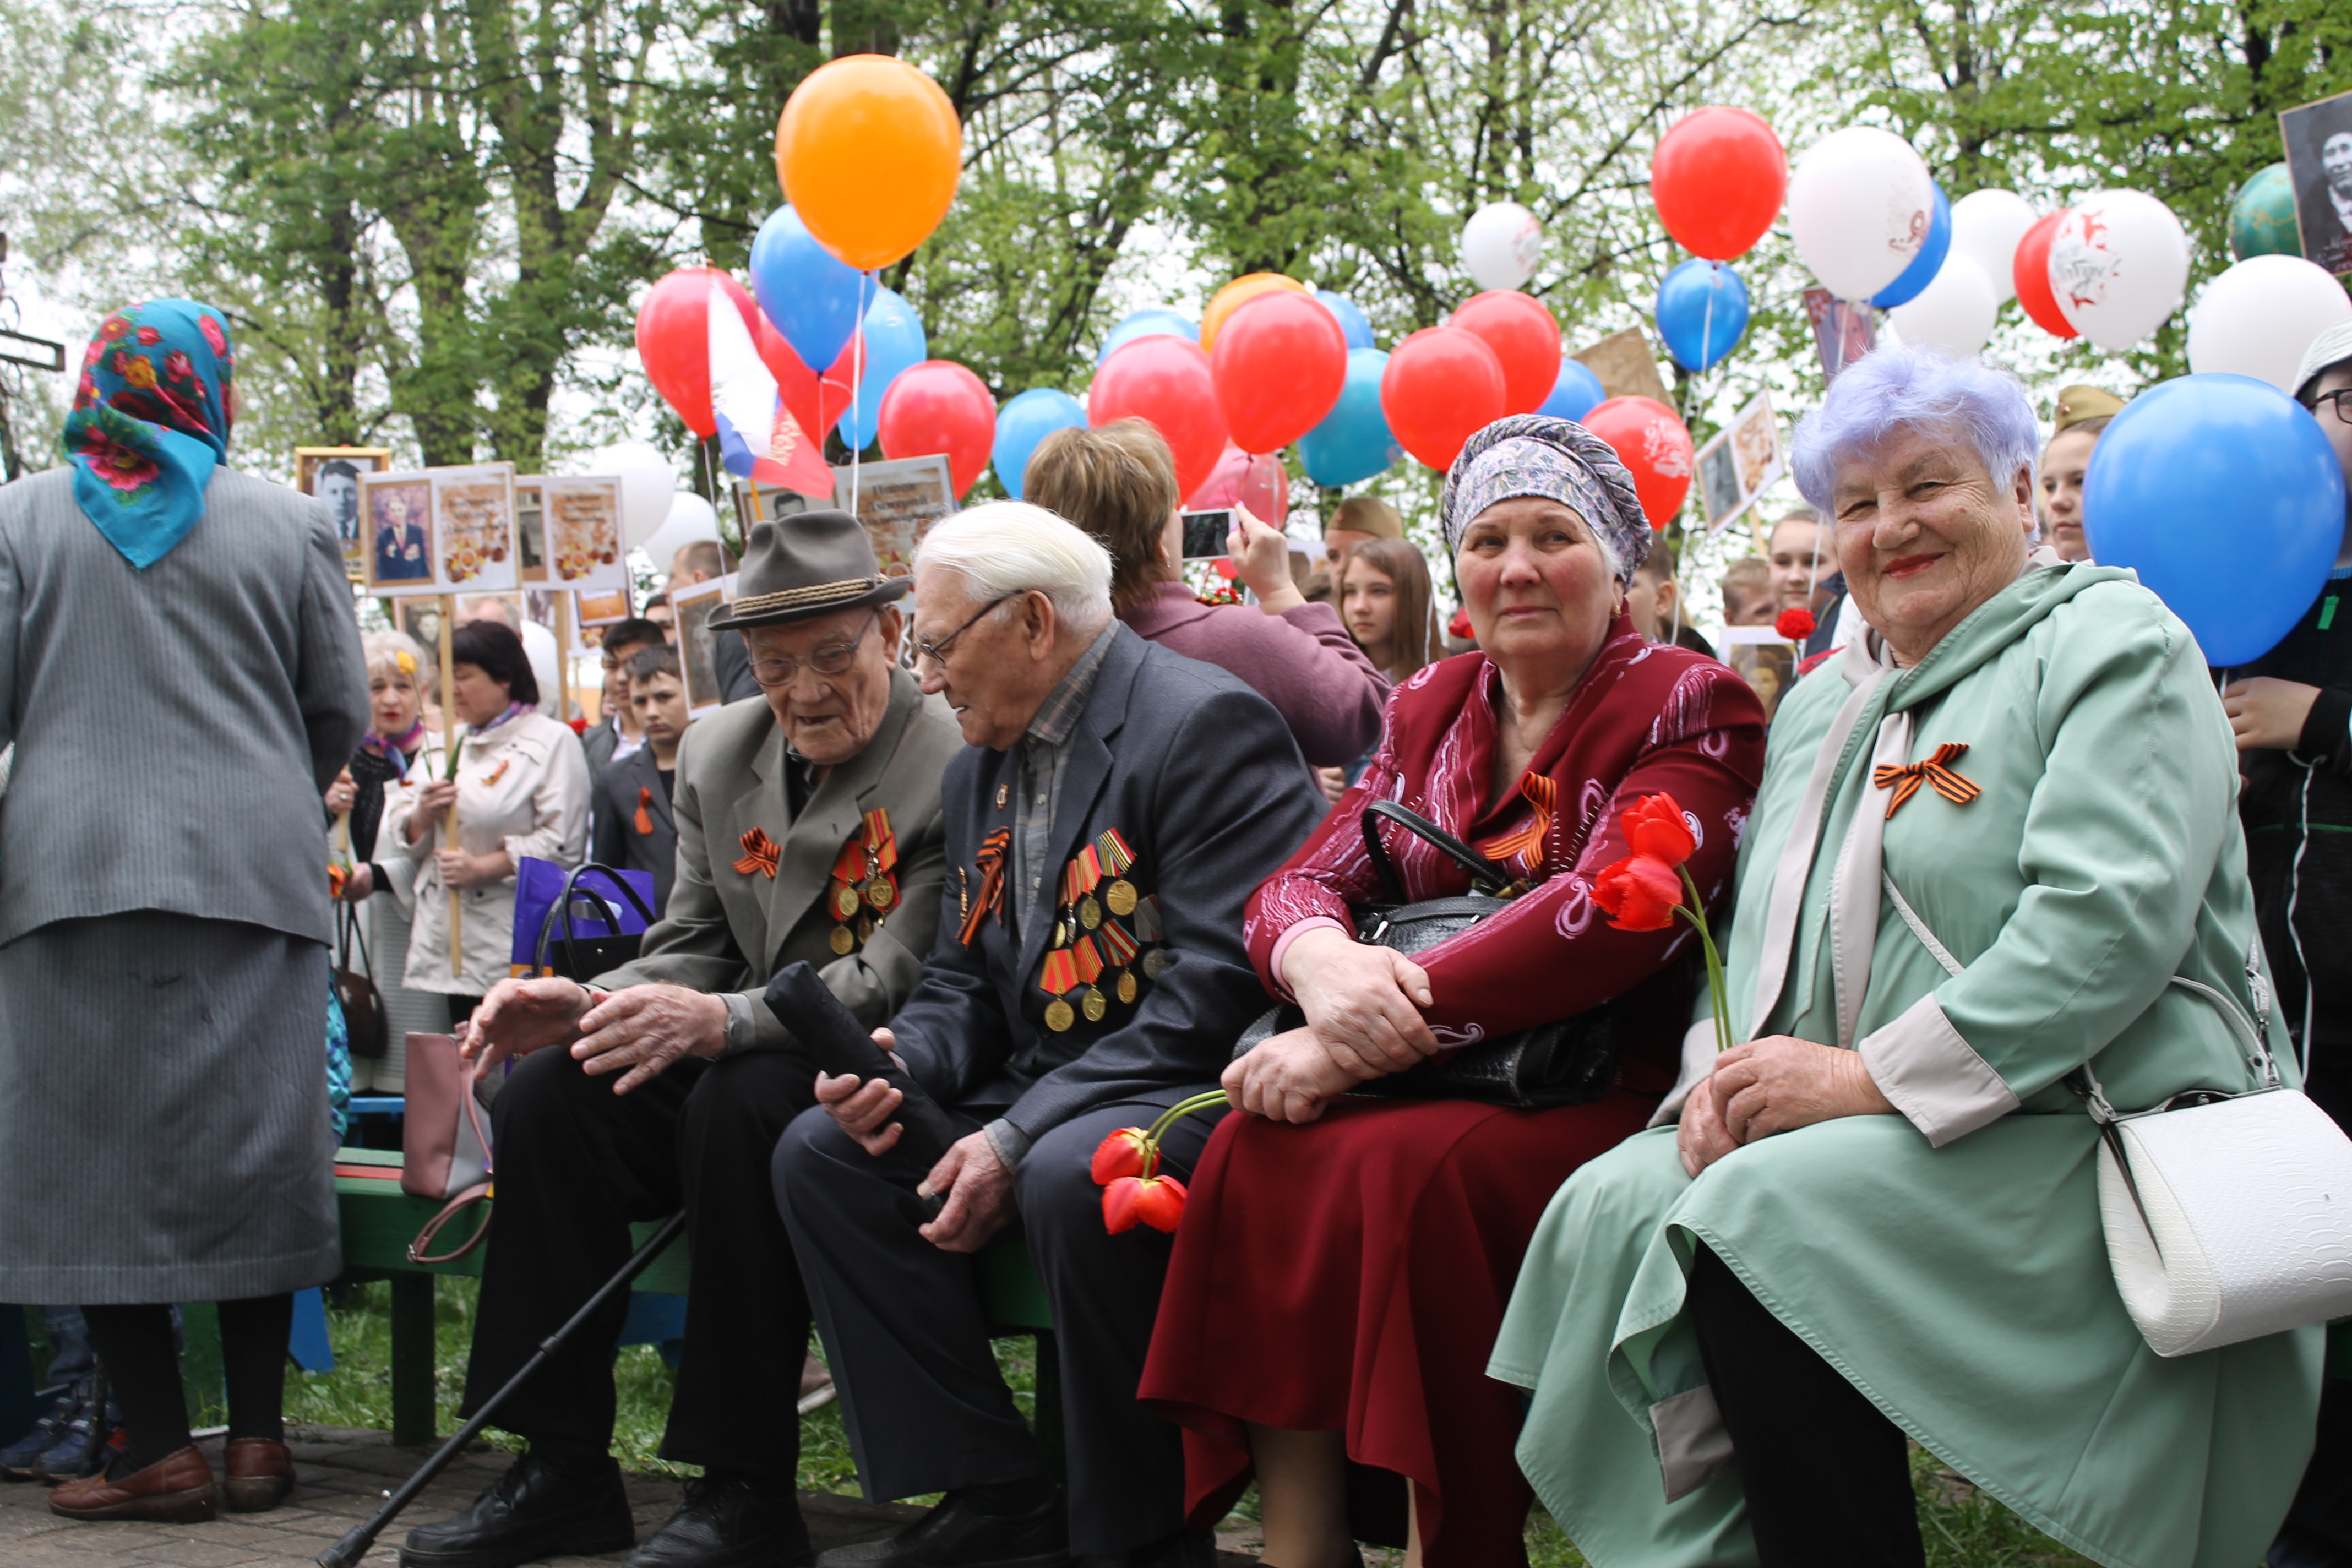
[{"xmin": 773, "ymin": 502, "xmax": 1326, "ymax": 1568}]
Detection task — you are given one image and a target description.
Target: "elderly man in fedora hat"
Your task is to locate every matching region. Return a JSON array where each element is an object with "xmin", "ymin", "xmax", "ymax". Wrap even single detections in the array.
[{"xmin": 401, "ymin": 513, "xmax": 964, "ymax": 1568}]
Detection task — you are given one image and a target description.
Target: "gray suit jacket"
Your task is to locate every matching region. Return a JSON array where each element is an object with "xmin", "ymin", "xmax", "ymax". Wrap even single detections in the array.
[
  {"xmin": 581, "ymin": 718, "xmax": 620, "ymax": 779},
  {"xmin": 592, "ymin": 669, "xmax": 965, "ymax": 1049},
  {"xmin": 0, "ymin": 467, "xmax": 369, "ymax": 947},
  {"xmin": 890, "ymin": 624, "xmax": 1325, "ymax": 1138}
]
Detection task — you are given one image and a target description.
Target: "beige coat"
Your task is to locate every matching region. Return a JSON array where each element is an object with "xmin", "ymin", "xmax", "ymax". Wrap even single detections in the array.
[{"xmin": 384, "ymin": 710, "xmax": 591, "ymax": 995}]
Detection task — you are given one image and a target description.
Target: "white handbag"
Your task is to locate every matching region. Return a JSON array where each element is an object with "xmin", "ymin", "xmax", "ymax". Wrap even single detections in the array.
[{"xmin": 1885, "ymin": 874, "xmax": 2352, "ymax": 1358}]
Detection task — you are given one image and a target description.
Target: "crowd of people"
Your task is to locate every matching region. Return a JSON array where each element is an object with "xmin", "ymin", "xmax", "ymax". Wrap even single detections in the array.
[{"xmin": 2, "ymin": 293, "xmax": 2352, "ymax": 1568}]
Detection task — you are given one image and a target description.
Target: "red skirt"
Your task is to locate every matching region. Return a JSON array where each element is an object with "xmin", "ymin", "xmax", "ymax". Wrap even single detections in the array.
[{"xmin": 1137, "ymin": 1090, "xmax": 1657, "ymax": 1568}]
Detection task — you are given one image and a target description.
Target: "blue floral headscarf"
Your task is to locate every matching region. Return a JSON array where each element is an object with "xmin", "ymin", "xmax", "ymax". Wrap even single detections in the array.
[{"xmin": 62, "ymin": 299, "xmax": 236, "ymax": 569}]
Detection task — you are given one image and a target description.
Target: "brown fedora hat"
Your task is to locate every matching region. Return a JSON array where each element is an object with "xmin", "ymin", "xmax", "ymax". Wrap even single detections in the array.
[{"xmin": 706, "ymin": 510, "xmax": 911, "ymax": 631}]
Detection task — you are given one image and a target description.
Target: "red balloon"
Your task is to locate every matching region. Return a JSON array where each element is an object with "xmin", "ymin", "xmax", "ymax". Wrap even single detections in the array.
[
  {"xmin": 1089, "ymin": 336, "xmax": 1229, "ymax": 499},
  {"xmin": 2013, "ymin": 211, "xmax": 2079, "ymax": 340},
  {"xmin": 1380, "ymin": 328, "xmax": 1506, "ymax": 471},
  {"xmin": 1210, "ymin": 290, "xmax": 1347, "ymax": 453},
  {"xmin": 1448, "ymin": 292, "xmax": 1563, "ymax": 416},
  {"xmin": 1651, "ymin": 107, "xmax": 1787, "ymax": 262},
  {"xmin": 1583, "ymin": 395, "xmax": 1693, "ymax": 527},
  {"xmin": 755, "ymin": 313, "xmax": 858, "ymax": 443},
  {"xmin": 1185, "ymin": 444, "xmax": 1290, "ymax": 526},
  {"xmin": 879, "ymin": 360, "xmax": 998, "ymax": 497},
  {"xmin": 635, "ymin": 268, "xmax": 758, "ymax": 438}
]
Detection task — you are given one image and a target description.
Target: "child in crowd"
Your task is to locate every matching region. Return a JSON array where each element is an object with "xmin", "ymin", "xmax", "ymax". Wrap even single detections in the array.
[
  {"xmin": 1625, "ymin": 537, "xmax": 1714, "ymax": 657},
  {"xmin": 1719, "ymin": 554, "xmax": 1775, "ymax": 626},
  {"xmin": 590, "ymin": 644, "xmax": 689, "ymax": 917},
  {"xmin": 2039, "ymin": 384, "xmax": 2122, "ymax": 563}
]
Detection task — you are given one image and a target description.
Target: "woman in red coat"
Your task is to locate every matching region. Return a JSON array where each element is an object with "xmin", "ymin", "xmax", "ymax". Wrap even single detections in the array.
[{"xmin": 1139, "ymin": 416, "xmax": 1766, "ymax": 1568}]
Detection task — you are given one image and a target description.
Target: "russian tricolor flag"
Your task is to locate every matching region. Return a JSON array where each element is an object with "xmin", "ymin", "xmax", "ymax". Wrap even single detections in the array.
[{"xmin": 709, "ymin": 274, "xmax": 835, "ymax": 500}]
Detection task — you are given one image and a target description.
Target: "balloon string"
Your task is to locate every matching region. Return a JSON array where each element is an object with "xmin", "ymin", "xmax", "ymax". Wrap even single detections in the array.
[
  {"xmin": 850, "ymin": 270, "xmax": 871, "ymax": 519},
  {"xmin": 1701, "ymin": 263, "xmax": 1717, "ymax": 377}
]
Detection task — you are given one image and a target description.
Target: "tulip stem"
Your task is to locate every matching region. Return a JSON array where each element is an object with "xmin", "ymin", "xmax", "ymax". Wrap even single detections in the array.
[
  {"xmin": 1137, "ymin": 1091, "xmax": 1229, "ymax": 1179},
  {"xmin": 1674, "ymin": 865, "xmax": 1734, "ymax": 1054}
]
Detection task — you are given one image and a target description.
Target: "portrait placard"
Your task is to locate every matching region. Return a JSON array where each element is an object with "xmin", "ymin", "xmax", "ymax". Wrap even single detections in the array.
[
  {"xmin": 835, "ymin": 454, "xmax": 956, "ymax": 579},
  {"xmin": 1719, "ymin": 625, "xmax": 1799, "ymax": 722},
  {"xmin": 1571, "ymin": 328, "xmax": 1672, "ymax": 406},
  {"xmin": 574, "ymin": 587, "xmax": 634, "ymax": 627},
  {"xmin": 732, "ymin": 476, "xmax": 819, "ymax": 538},
  {"xmin": 1694, "ymin": 393, "xmax": 1785, "ymax": 532},
  {"xmin": 2282, "ymin": 88, "xmax": 2352, "ymax": 277},
  {"xmin": 361, "ymin": 470, "xmax": 436, "ymax": 591},
  {"xmin": 430, "ymin": 464, "xmax": 519, "ymax": 592},
  {"xmin": 298, "ymin": 445, "xmax": 390, "ymax": 580},
  {"xmin": 514, "ymin": 478, "xmax": 548, "ymax": 582},
  {"xmin": 1804, "ymin": 289, "xmax": 1877, "ymax": 383},
  {"xmin": 541, "ymin": 477, "xmax": 625, "ymax": 590},
  {"xmin": 671, "ymin": 574, "xmax": 737, "ymax": 717}
]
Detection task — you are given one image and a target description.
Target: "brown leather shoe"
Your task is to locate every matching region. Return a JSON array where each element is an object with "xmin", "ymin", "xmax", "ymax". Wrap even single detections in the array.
[
  {"xmin": 48, "ymin": 1444, "xmax": 217, "ymax": 1523},
  {"xmin": 222, "ymin": 1437, "xmax": 296, "ymax": 1513}
]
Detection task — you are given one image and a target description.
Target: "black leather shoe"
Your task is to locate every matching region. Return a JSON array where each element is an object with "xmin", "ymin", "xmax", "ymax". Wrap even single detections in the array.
[
  {"xmin": 814, "ymin": 1482, "xmax": 1068, "ymax": 1568},
  {"xmin": 631, "ymin": 1471, "xmax": 812, "ymax": 1567},
  {"xmin": 399, "ymin": 1449, "xmax": 637, "ymax": 1568}
]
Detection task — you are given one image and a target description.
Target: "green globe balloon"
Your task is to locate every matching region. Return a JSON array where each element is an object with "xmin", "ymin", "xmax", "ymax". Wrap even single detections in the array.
[{"xmin": 2231, "ymin": 163, "xmax": 2304, "ymax": 262}]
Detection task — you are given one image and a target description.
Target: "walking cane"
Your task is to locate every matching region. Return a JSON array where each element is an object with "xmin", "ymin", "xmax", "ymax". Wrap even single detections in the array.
[{"xmin": 315, "ymin": 1210, "xmax": 687, "ymax": 1568}]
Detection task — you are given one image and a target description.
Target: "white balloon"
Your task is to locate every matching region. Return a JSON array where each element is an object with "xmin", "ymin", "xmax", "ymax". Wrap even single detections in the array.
[
  {"xmin": 583, "ymin": 440, "xmax": 678, "ymax": 551},
  {"xmin": 1947, "ymin": 189, "xmax": 2037, "ymax": 306},
  {"xmin": 638, "ymin": 493, "xmax": 725, "ymax": 576},
  {"xmin": 1461, "ymin": 202, "xmax": 1545, "ymax": 292},
  {"xmin": 2186, "ymin": 255, "xmax": 2352, "ymax": 393},
  {"xmin": 1889, "ymin": 257, "xmax": 1998, "ymax": 360},
  {"xmin": 2048, "ymin": 191, "xmax": 2190, "ymax": 352},
  {"xmin": 518, "ymin": 620, "xmax": 563, "ymax": 718},
  {"xmin": 1787, "ymin": 127, "xmax": 1935, "ymax": 302}
]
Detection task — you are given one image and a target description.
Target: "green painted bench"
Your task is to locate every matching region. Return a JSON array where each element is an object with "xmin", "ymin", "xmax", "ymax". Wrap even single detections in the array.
[{"xmin": 331, "ymin": 1148, "xmax": 1060, "ymax": 1462}]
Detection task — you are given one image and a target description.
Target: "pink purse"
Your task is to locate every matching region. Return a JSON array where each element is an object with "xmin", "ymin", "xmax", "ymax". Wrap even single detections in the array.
[{"xmin": 401, "ymin": 1032, "xmax": 494, "ymax": 1264}]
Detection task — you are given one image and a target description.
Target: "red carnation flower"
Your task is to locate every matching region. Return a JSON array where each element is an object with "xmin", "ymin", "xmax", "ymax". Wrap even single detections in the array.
[
  {"xmin": 1591, "ymin": 854, "xmax": 1683, "ymax": 932},
  {"xmin": 1103, "ymin": 1174, "xmax": 1187, "ymax": 1234},
  {"xmin": 1091, "ymin": 1126, "xmax": 1152, "ymax": 1184},
  {"xmin": 1622, "ymin": 793, "xmax": 1695, "ymax": 867},
  {"xmin": 1775, "ymin": 607, "xmax": 1817, "ymax": 640}
]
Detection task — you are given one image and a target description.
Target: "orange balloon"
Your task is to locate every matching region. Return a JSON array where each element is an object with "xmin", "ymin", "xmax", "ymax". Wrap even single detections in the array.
[
  {"xmin": 1198, "ymin": 273, "xmax": 1306, "ymax": 354},
  {"xmin": 775, "ymin": 56, "xmax": 963, "ymax": 273}
]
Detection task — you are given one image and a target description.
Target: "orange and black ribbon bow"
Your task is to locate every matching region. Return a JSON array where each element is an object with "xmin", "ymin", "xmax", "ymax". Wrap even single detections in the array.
[
  {"xmin": 959, "ymin": 827, "xmax": 1012, "ymax": 946},
  {"xmin": 734, "ymin": 826, "xmax": 781, "ymax": 879},
  {"xmin": 634, "ymin": 787, "xmax": 655, "ymax": 836},
  {"xmin": 1874, "ymin": 742, "xmax": 1981, "ymax": 819},
  {"xmin": 1477, "ymin": 772, "xmax": 1559, "ymax": 867}
]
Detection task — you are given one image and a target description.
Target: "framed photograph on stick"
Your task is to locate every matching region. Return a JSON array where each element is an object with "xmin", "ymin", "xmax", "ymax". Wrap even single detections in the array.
[
  {"xmin": 575, "ymin": 587, "xmax": 634, "ymax": 628},
  {"xmin": 514, "ymin": 478, "xmax": 548, "ymax": 582},
  {"xmin": 540, "ymin": 476, "xmax": 625, "ymax": 590},
  {"xmin": 1694, "ymin": 393, "xmax": 1785, "ymax": 532},
  {"xmin": 361, "ymin": 470, "xmax": 436, "ymax": 591},
  {"xmin": 835, "ymin": 454, "xmax": 955, "ymax": 580},
  {"xmin": 2282, "ymin": 88, "xmax": 2352, "ymax": 277},
  {"xmin": 1718, "ymin": 625, "xmax": 1800, "ymax": 722},
  {"xmin": 1803, "ymin": 289, "xmax": 1877, "ymax": 383},
  {"xmin": 298, "ymin": 445, "xmax": 390, "ymax": 579},
  {"xmin": 430, "ymin": 464, "xmax": 519, "ymax": 592},
  {"xmin": 671, "ymin": 574, "xmax": 737, "ymax": 718}
]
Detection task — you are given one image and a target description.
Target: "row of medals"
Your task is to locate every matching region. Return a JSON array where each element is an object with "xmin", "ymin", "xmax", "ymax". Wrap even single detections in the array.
[
  {"xmin": 1044, "ymin": 875, "xmax": 1171, "ymax": 1032},
  {"xmin": 829, "ymin": 854, "xmax": 896, "ymax": 955}
]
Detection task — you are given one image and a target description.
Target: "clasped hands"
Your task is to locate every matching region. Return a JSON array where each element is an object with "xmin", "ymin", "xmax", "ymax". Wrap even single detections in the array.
[
  {"xmin": 455, "ymin": 976, "xmax": 731, "ymax": 1095},
  {"xmin": 1675, "ymin": 1035, "xmax": 1896, "ymax": 1177},
  {"xmin": 1221, "ymin": 927, "xmax": 1438, "ymax": 1124},
  {"xmin": 815, "ymin": 1029, "xmax": 1013, "ymax": 1255}
]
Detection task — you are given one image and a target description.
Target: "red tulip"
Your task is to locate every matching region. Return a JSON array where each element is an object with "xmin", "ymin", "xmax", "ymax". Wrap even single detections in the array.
[
  {"xmin": 1621, "ymin": 793, "xmax": 1695, "ymax": 867},
  {"xmin": 1102, "ymin": 1174, "xmax": 1188, "ymax": 1234},
  {"xmin": 1091, "ymin": 1127, "xmax": 1152, "ymax": 1185},
  {"xmin": 1775, "ymin": 607, "xmax": 1817, "ymax": 640},
  {"xmin": 1592, "ymin": 854, "xmax": 1683, "ymax": 932}
]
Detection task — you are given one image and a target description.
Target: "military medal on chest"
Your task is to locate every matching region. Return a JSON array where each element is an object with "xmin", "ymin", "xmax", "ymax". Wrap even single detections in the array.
[
  {"xmin": 825, "ymin": 808, "xmax": 899, "ymax": 956},
  {"xmin": 1035, "ymin": 829, "xmax": 1169, "ymax": 1028}
]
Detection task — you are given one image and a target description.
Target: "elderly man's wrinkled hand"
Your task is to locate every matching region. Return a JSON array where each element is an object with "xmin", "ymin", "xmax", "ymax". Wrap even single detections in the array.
[
  {"xmin": 1709, "ymin": 1035, "xmax": 1895, "ymax": 1145},
  {"xmin": 573, "ymin": 983, "xmax": 730, "ymax": 1095},
  {"xmin": 1282, "ymin": 928, "xmax": 1438, "ymax": 1078},
  {"xmin": 919, "ymin": 1132, "xmax": 1015, "ymax": 1253},
  {"xmin": 1221, "ymin": 1026, "xmax": 1354, "ymax": 1124},
  {"xmin": 460, "ymin": 976, "xmax": 595, "ymax": 1075},
  {"xmin": 1676, "ymin": 1066, "xmax": 1741, "ymax": 1177},
  {"xmin": 816, "ymin": 1029, "xmax": 909, "ymax": 1154}
]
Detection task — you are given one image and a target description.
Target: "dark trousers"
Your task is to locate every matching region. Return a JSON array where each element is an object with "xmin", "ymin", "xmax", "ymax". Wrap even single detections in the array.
[
  {"xmin": 1686, "ymin": 1245, "xmax": 1925, "ymax": 1568},
  {"xmin": 460, "ymin": 1046, "xmax": 816, "ymax": 1476},
  {"xmin": 772, "ymin": 1096, "xmax": 1215, "ymax": 1556},
  {"xmin": 2274, "ymin": 1041, "xmax": 2352, "ymax": 1568}
]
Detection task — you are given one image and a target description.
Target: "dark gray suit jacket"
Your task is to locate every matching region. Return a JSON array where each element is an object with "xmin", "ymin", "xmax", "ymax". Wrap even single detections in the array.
[
  {"xmin": 0, "ymin": 467, "xmax": 368, "ymax": 948},
  {"xmin": 591, "ymin": 743, "xmax": 679, "ymax": 916},
  {"xmin": 890, "ymin": 623, "xmax": 1325, "ymax": 1140}
]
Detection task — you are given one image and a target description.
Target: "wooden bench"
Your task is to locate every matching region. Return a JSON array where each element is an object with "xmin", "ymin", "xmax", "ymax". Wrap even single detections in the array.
[{"xmin": 333, "ymin": 1148, "xmax": 1061, "ymax": 1464}]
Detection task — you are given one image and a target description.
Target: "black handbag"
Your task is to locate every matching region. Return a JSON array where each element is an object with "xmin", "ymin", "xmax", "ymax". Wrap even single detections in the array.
[
  {"xmin": 334, "ymin": 900, "xmax": 388, "ymax": 1060},
  {"xmin": 530, "ymin": 863, "xmax": 658, "ymax": 982},
  {"xmin": 1234, "ymin": 799, "xmax": 1618, "ymax": 1109}
]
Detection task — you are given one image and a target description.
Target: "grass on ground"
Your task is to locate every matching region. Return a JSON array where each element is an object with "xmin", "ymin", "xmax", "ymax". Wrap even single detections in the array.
[{"xmin": 289, "ymin": 1280, "xmax": 2088, "ymax": 1565}]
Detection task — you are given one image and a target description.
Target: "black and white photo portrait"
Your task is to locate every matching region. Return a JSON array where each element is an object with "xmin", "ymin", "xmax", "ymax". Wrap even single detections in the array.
[{"xmin": 2284, "ymin": 89, "xmax": 2352, "ymax": 277}]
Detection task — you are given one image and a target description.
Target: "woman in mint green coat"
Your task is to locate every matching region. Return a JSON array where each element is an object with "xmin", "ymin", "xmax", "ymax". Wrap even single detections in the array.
[{"xmin": 1489, "ymin": 348, "xmax": 2321, "ymax": 1568}]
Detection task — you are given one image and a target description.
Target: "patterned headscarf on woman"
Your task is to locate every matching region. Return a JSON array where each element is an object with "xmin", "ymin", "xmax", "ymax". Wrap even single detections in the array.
[
  {"xmin": 62, "ymin": 298, "xmax": 236, "ymax": 569},
  {"xmin": 1439, "ymin": 415, "xmax": 1652, "ymax": 586}
]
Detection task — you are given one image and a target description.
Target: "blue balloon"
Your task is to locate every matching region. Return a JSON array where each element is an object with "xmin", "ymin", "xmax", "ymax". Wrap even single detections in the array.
[
  {"xmin": 1655, "ymin": 259, "xmax": 1750, "ymax": 373},
  {"xmin": 836, "ymin": 287, "xmax": 928, "ymax": 451},
  {"xmin": 1297, "ymin": 349, "xmax": 1400, "ymax": 488},
  {"xmin": 749, "ymin": 206, "xmax": 864, "ymax": 372},
  {"xmin": 2082, "ymin": 373, "xmax": 2345, "ymax": 666},
  {"xmin": 1097, "ymin": 308, "xmax": 1197, "ymax": 366},
  {"xmin": 992, "ymin": 388, "xmax": 1088, "ymax": 501},
  {"xmin": 1870, "ymin": 181, "xmax": 1952, "ymax": 309},
  {"xmin": 1314, "ymin": 291, "xmax": 1376, "ymax": 351},
  {"xmin": 1539, "ymin": 360, "xmax": 1607, "ymax": 423}
]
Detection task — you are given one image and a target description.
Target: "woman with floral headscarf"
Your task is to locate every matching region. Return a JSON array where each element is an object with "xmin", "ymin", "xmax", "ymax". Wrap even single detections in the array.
[
  {"xmin": 1137, "ymin": 417, "xmax": 1766, "ymax": 1568},
  {"xmin": 0, "ymin": 300, "xmax": 367, "ymax": 1523}
]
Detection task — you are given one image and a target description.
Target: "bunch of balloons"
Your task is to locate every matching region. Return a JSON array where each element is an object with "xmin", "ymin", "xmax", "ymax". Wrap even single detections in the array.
[{"xmin": 1647, "ymin": 107, "xmax": 1784, "ymax": 372}]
